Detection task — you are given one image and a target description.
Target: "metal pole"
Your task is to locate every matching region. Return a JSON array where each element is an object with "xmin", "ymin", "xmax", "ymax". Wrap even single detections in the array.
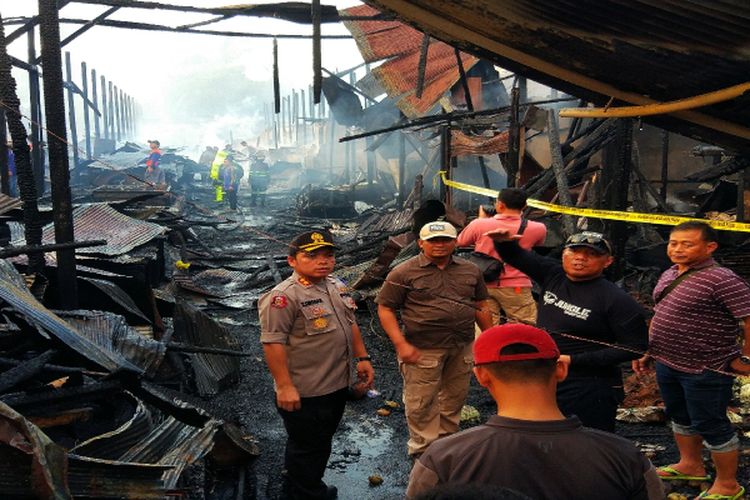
[
  {"xmin": 64, "ymin": 52, "xmax": 79, "ymax": 170},
  {"xmin": 80, "ymin": 61, "xmax": 92, "ymax": 159},
  {"xmin": 301, "ymin": 88, "xmax": 307, "ymax": 144},
  {"xmin": 39, "ymin": 0, "xmax": 78, "ymax": 308},
  {"xmin": 113, "ymin": 84, "xmax": 120, "ymax": 141},
  {"xmin": 293, "ymin": 90, "xmax": 299, "ymax": 146}
]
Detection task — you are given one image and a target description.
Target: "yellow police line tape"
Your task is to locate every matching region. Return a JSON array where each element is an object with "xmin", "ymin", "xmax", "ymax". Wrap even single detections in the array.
[{"xmin": 438, "ymin": 171, "xmax": 750, "ymax": 233}]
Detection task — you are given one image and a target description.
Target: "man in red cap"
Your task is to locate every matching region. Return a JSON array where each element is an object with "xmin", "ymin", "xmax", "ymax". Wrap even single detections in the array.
[{"xmin": 406, "ymin": 323, "xmax": 663, "ymax": 500}]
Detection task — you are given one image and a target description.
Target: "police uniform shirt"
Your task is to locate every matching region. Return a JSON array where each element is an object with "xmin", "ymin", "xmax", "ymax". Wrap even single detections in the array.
[{"xmin": 259, "ymin": 271, "xmax": 358, "ymax": 397}]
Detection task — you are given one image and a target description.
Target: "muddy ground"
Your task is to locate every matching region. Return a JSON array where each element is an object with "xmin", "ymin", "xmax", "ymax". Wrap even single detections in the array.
[{"xmin": 183, "ymin": 189, "xmax": 749, "ymax": 499}]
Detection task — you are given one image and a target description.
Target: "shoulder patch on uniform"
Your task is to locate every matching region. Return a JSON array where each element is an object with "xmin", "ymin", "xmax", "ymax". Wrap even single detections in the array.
[
  {"xmin": 297, "ymin": 276, "xmax": 313, "ymax": 288},
  {"xmin": 270, "ymin": 295, "xmax": 288, "ymax": 309}
]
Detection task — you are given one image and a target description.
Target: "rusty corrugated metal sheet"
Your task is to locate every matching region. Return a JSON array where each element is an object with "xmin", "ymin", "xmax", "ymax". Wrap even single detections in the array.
[
  {"xmin": 343, "ymin": 4, "xmax": 478, "ymax": 117},
  {"xmin": 17, "ymin": 204, "xmax": 167, "ymax": 257},
  {"xmin": 0, "ymin": 260, "xmax": 140, "ymax": 374}
]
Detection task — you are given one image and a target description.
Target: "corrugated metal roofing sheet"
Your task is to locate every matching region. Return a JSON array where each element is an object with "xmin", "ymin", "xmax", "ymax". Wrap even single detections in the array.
[
  {"xmin": 12, "ymin": 204, "xmax": 166, "ymax": 257},
  {"xmin": 0, "ymin": 260, "xmax": 140, "ymax": 374},
  {"xmin": 343, "ymin": 4, "xmax": 478, "ymax": 117}
]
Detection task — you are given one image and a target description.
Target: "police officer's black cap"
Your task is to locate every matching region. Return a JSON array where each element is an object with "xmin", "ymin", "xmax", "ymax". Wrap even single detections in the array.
[{"xmin": 289, "ymin": 230, "xmax": 338, "ymax": 254}]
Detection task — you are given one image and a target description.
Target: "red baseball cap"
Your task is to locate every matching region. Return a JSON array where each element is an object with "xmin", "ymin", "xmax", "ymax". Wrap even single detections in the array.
[{"xmin": 474, "ymin": 324, "xmax": 560, "ymax": 365}]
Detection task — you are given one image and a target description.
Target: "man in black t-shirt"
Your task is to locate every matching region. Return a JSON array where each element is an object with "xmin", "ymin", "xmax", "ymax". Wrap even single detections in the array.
[
  {"xmin": 487, "ymin": 230, "xmax": 648, "ymax": 432},
  {"xmin": 407, "ymin": 324, "xmax": 662, "ymax": 500}
]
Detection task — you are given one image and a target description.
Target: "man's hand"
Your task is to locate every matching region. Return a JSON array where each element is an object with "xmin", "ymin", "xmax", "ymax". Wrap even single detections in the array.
[
  {"xmin": 396, "ymin": 342, "xmax": 421, "ymax": 364},
  {"xmin": 483, "ymin": 227, "xmax": 522, "ymax": 242},
  {"xmin": 631, "ymin": 355, "xmax": 653, "ymax": 375},
  {"xmin": 276, "ymin": 383, "xmax": 301, "ymax": 411},
  {"xmin": 729, "ymin": 357, "xmax": 750, "ymax": 376},
  {"xmin": 356, "ymin": 360, "xmax": 375, "ymax": 388}
]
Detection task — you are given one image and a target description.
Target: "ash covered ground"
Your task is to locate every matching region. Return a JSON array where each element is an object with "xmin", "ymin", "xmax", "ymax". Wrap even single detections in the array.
[{"xmin": 189, "ymin": 190, "xmax": 750, "ymax": 500}]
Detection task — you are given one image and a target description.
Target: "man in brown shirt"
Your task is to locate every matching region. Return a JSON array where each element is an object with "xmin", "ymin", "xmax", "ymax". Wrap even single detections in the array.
[
  {"xmin": 377, "ymin": 221, "xmax": 492, "ymax": 457},
  {"xmin": 259, "ymin": 230, "xmax": 374, "ymax": 499}
]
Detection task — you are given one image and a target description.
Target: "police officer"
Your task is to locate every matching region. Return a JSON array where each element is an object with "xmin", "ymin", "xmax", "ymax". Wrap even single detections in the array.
[{"xmin": 259, "ymin": 230, "xmax": 375, "ymax": 499}]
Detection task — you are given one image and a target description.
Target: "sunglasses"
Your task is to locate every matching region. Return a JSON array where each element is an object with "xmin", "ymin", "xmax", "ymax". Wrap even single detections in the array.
[{"xmin": 566, "ymin": 232, "xmax": 612, "ymax": 254}]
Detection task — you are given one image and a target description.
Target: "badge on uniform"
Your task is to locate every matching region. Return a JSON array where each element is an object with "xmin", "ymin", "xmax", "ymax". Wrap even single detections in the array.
[
  {"xmin": 313, "ymin": 317, "xmax": 328, "ymax": 329},
  {"xmin": 271, "ymin": 295, "xmax": 288, "ymax": 309},
  {"xmin": 298, "ymin": 276, "xmax": 312, "ymax": 287}
]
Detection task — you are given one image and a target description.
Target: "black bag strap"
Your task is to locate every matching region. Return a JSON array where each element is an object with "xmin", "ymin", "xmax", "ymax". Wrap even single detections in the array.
[
  {"xmin": 655, "ymin": 265, "xmax": 716, "ymax": 304},
  {"xmin": 517, "ymin": 217, "xmax": 528, "ymax": 235}
]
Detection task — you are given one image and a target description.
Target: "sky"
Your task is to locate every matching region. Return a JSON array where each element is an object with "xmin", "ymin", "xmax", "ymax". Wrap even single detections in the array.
[{"xmin": 1, "ymin": 0, "xmax": 366, "ymax": 150}]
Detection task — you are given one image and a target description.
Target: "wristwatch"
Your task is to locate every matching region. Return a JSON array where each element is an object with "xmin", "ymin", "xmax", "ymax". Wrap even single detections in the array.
[{"xmin": 739, "ymin": 355, "xmax": 750, "ymax": 365}]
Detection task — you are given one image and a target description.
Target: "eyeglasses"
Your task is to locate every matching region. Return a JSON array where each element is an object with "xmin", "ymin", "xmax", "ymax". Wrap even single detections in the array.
[{"xmin": 566, "ymin": 232, "xmax": 612, "ymax": 254}]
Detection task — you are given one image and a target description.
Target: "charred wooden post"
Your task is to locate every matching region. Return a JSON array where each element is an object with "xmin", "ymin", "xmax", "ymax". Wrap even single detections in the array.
[
  {"xmin": 601, "ymin": 119, "xmax": 634, "ymax": 280},
  {"xmin": 91, "ymin": 68, "xmax": 101, "ymax": 142},
  {"xmin": 0, "ymin": 238, "xmax": 106, "ymax": 258},
  {"xmin": 308, "ymin": 84, "xmax": 315, "ymax": 121},
  {"xmin": 272, "ymin": 39, "xmax": 280, "ymax": 114},
  {"xmin": 0, "ymin": 12, "xmax": 44, "ymax": 274},
  {"xmin": 39, "ymin": 0, "xmax": 78, "ymax": 308},
  {"xmin": 547, "ymin": 110, "xmax": 576, "ymax": 236},
  {"xmin": 0, "ymin": 349, "xmax": 57, "ymax": 394},
  {"xmin": 64, "ymin": 52, "xmax": 80, "ymax": 169},
  {"xmin": 416, "ymin": 34, "xmax": 430, "ymax": 99},
  {"xmin": 660, "ymin": 129, "xmax": 669, "ymax": 201},
  {"xmin": 118, "ymin": 88, "xmax": 125, "ymax": 140},
  {"xmin": 286, "ymin": 94, "xmax": 293, "ymax": 144},
  {"xmin": 113, "ymin": 84, "xmax": 120, "ymax": 141},
  {"xmin": 440, "ymin": 124, "xmax": 452, "ymax": 204},
  {"xmin": 312, "ymin": 0, "xmax": 322, "ymax": 103},
  {"xmin": 100, "ymin": 74, "xmax": 108, "ymax": 140},
  {"xmin": 80, "ymin": 61, "xmax": 92, "ymax": 159},
  {"xmin": 0, "ymin": 109, "xmax": 7, "ymax": 194},
  {"xmin": 506, "ymin": 87, "xmax": 520, "ymax": 187},
  {"xmin": 27, "ymin": 30, "xmax": 44, "ymax": 194}
]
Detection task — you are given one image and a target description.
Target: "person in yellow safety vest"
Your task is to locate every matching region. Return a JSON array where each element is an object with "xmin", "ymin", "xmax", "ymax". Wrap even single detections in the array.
[{"xmin": 211, "ymin": 145, "xmax": 232, "ymax": 202}]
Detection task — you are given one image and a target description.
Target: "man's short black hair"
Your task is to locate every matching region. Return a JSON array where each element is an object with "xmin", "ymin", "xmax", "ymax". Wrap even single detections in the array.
[
  {"xmin": 497, "ymin": 188, "xmax": 528, "ymax": 210},
  {"xmin": 671, "ymin": 221, "xmax": 717, "ymax": 242},
  {"xmin": 481, "ymin": 343, "xmax": 557, "ymax": 383}
]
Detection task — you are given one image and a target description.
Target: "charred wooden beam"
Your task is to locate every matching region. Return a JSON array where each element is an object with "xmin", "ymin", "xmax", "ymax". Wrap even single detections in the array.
[
  {"xmin": 39, "ymin": 0, "xmax": 78, "ymax": 308},
  {"xmin": 59, "ymin": 6, "xmax": 121, "ymax": 54},
  {"xmin": 166, "ymin": 342, "xmax": 254, "ymax": 357},
  {"xmin": 0, "ymin": 239, "xmax": 107, "ymax": 259},
  {"xmin": 73, "ymin": 0, "xmax": 343, "ymax": 23},
  {"xmin": 312, "ymin": 0, "xmax": 322, "ymax": 103},
  {"xmin": 27, "ymin": 31, "xmax": 44, "ymax": 195},
  {"xmin": 0, "ymin": 109, "xmax": 7, "ymax": 195},
  {"xmin": 64, "ymin": 52, "xmax": 80, "ymax": 169},
  {"xmin": 0, "ymin": 356, "xmax": 96, "ymax": 376},
  {"xmin": 43, "ymin": 16, "xmax": 352, "ymax": 39},
  {"xmin": 415, "ymin": 34, "xmax": 430, "ymax": 99},
  {"xmin": 0, "ymin": 349, "xmax": 57, "ymax": 394},
  {"xmin": 547, "ymin": 110, "xmax": 576, "ymax": 236},
  {"xmin": 0, "ymin": 379, "xmax": 121, "ymax": 410},
  {"xmin": 0, "ymin": 12, "xmax": 44, "ymax": 273},
  {"xmin": 80, "ymin": 62, "xmax": 92, "ymax": 159}
]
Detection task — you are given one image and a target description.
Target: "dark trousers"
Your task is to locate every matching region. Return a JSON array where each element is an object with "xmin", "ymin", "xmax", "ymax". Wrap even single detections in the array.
[
  {"xmin": 557, "ymin": 376, "xmax": 624, "ymax": 432},
  {"xmin": 227, "ymin": 186, "xmax": 238, "ymax": 210},
  {"xmin": 277, "ymin": 388, "xmax": 347, "ymax": 499}
]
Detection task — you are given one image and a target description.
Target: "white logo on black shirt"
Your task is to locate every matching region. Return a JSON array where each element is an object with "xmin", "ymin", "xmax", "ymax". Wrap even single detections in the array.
[{"xmin": 543, "ymin": 292, "xmax": 592, "ymax": 320}]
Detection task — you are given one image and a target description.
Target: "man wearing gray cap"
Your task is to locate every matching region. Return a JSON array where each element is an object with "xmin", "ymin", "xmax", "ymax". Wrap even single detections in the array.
[{"xmin": 377, "ymin": 221, "xmax": 493, "ymax": 458}]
